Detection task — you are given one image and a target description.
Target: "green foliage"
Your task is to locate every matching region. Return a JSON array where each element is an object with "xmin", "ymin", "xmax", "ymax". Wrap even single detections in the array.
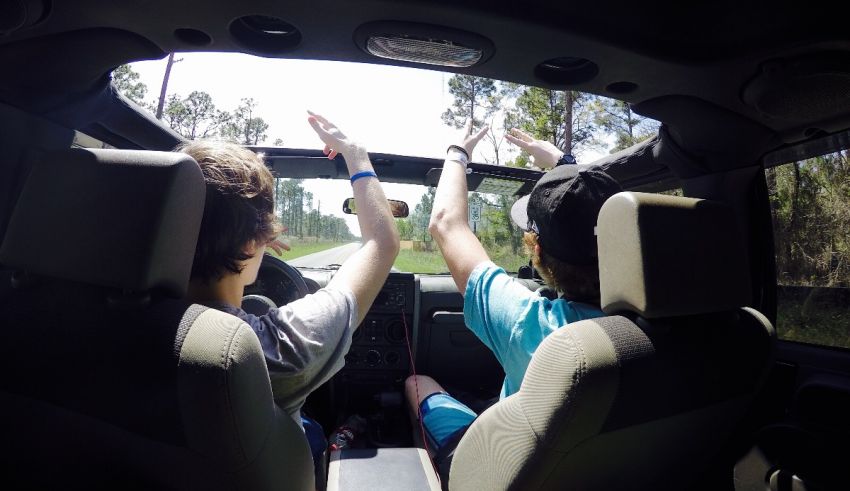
[
  {"xmin": 222, "ymin": 98, "xmax": 269, "ymax": 145},
  {"xmin": 396, "ymin": 219, "xmax": 415, "ymax": 240},
  {"xmin": 111, "ymin": 65, "xmax": 148, "ymax": 104},
  {"xmin": 591, "ymin": 98, "xmax": 658, "ymax": 153},
  {"xmin": 407, "ymin": 188, "xmax": 436, "ymax": 241},
  {"xmin": 512, "ymin": 87, "xmax": 596, "ymax": 153},
  {"xmin": 441, "ymin": 75, "xmax": 498, "ymax": 129},
  {"xmin": 768, "ymin": 152, "xmax": 850, "ymax": 288}
]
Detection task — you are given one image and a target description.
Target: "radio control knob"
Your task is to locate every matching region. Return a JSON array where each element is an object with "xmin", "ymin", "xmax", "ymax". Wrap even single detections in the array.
[{"xmin": 365, "ymin": 350, "xmax": 381, "ymax": 366}]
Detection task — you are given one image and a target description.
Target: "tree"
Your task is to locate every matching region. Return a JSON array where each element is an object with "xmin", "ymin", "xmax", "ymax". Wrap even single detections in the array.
[
  {"xmin": 512, "ymin": 87, "xmax": 596, "ymax": 154},
  {"xmin": 223, "ymin": 98, "xmax": 269, "ymax": 145},
  {"xmin": 162, "ymin": 94, "xmax": 188, "ymax": 133},
  {"xmin": 161, "ymin": 91, "xmax": 228, "ymax": 139},
  {"xmin": 441, "ymin": 75, "xmax": 498, "ymax": 129},
  {"xmin": 592, "ymin": 98, "xmax": 658, "ymax": 153},
  {"xmin": 111, "ymin": 65, "xmax": 148, "ymax": 104},
  {"xmin": 409, "ymin": 188, "xmax": 436, "ymax": 241},
  {"xmin": 396, "ymin": 219, "xmax": 415, "ymax": 241},
  {"xmin": 181, "ymin": 91, "xmax": 219, "ymax": 139}
]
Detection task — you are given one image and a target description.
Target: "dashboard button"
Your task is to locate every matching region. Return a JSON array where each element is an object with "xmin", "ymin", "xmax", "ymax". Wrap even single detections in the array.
[{"xmin": 365, "ymin": 350, "xmax": 381, "ymax": 366}]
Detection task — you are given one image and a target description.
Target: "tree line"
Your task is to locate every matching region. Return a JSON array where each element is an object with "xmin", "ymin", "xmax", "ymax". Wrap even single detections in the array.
[
  {"xmin": 112, "ymin": 65, "xmax": 274, "ymax": 145},
  {"xmin": 275, "ymin": 179, "xmax": 356, "ymax": 242}
]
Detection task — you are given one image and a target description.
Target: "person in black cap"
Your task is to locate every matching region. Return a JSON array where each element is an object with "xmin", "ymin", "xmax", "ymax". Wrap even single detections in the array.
[{"xmin": 404, "ymin": 124, "xmax": 621, "ymax": 475}]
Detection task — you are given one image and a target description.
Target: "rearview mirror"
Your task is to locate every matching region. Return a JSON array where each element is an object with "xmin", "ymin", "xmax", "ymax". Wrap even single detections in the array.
[{"xmin": 343, "ymin": 198, "xmax": 409, "ymax": 218}]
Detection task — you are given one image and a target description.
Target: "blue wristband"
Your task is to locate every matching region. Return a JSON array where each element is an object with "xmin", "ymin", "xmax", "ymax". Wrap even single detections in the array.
[{"xmin": 350, "ymin": 170, "xmax": 377, "ymax": 184}]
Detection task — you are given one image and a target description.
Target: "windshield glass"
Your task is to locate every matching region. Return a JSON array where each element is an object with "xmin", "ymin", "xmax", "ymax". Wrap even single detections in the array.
[
  {"xmin": 119, "ymin": 53, "xmax": 659, "ymax": 274},
  {"xmin": 267, "ymin": 178, "xmax": 527, "ymax": 273}
]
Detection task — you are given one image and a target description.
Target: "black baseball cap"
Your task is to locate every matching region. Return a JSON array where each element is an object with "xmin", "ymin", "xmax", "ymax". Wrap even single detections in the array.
[{"xmin": 510, "ymin": 165, "xmax": 621, "ymax": 265}]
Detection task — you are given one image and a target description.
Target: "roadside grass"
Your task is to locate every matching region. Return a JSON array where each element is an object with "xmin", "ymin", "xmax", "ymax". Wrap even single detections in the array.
[
  {"xmin": 393, "ymin": 249, "xmax": 449, "ymax": 274},
  {"xmin": 776, "ymin": 302, "xmax": 850, "ymax": 348},
  {"xmin": 392, "ymin": 245, "xmax": 529, "ymax": 275},
  {"xmin": 776, "ymin": 292, "xmax": 850, "ymax": 350},
  {"xmin": 267, "ymin": 239, "xmax": 347, "ymax": 261}
]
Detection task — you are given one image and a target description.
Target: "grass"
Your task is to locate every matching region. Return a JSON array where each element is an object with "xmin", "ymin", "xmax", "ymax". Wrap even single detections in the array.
[
  {"xmin": 776, "ymin": 286, "xmax": 850, "ymax": 350},
  {"xmin": 267, "ymin": 239, "xmax": 347, "ymax": 261},
  {"xmin": 392, "ymin": 246, "xmax": 529, "ymax": 274},
  {"xmin": 393, "ymin": 249, "xmax": 450, "ymax": 274}
]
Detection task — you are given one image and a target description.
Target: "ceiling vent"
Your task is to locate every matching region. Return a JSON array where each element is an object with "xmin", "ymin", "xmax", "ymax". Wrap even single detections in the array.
[{"xmin": 355, "ymin": 21, "xmax": 493, "ymax": 68}]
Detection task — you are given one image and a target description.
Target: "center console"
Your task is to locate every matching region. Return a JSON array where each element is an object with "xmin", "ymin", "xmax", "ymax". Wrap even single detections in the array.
[
  {"xmin": 341, "ymin": 272, "xmax": 416, "ymax": 383},
  {"xmin": 332, "ymin": 272, "xmax": 417, "ymax": 446}
]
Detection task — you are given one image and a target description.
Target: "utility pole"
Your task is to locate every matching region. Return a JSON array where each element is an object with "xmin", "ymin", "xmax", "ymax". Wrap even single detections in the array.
[{"xmin": 155, "ymin": 53, "xmax": 183, "ymax": 119}]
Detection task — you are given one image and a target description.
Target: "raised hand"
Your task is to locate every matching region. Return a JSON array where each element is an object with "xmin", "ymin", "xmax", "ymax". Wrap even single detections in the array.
[
  {"xmin": 306, "ymin": 110, "xmax": 362, "ymax": 159},
  {"xmin": 458, "ymin": 120, "xmax": 489, "ymax": 157},
  {"xmin": 505, "ymin": 128, "xmax": 564, "ymax": 169}
]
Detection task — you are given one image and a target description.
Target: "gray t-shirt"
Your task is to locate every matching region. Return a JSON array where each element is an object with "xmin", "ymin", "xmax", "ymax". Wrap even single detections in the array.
[{"xmin": 213, "ymin": 287, "xmax": 358, "ymax": 422}]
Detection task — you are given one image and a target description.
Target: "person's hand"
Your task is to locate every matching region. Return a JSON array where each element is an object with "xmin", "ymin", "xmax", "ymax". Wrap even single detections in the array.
[
  {"xmin": 307, "ymin": 111, "xmax": 363, "ymax": 159},
  {"xmin": 505, "ymin": 128, "xmax": 564, "ymax": 170},
  {"xmin": 457, "ymin": 120, "xmax": 489, "ymax": 157},
  {"xmin": 268, "ymin": 238, "xmax": 291, "ymax": 255}
]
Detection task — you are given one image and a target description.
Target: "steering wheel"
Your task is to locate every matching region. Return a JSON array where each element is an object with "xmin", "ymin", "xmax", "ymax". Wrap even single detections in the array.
[{"xmin": 243, "ymin": 254, "xmax": 311, "ymax": 311}]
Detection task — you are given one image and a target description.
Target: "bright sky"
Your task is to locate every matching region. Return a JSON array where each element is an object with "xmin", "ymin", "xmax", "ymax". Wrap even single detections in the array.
[{"xmin": 129, "ymin": 53, "xmax": 608, "ymax": 235}]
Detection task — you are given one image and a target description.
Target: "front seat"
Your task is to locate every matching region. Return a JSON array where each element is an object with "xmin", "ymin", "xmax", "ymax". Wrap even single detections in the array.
[
  {"xmin": 447, "ymin": 192, "xmax": 775, "ymax": 491},
  {"xmin": 0, "ymin": 148, "xmax": 314, "ymax": 490}
]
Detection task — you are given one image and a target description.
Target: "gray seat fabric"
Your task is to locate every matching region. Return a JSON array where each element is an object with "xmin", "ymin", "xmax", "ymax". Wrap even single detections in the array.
[
  {"xmin": 448, "ymin": 192, "xmax": 775, "ymax": 491},
  {"xmin": 0, "ymin": 148, "xmax": 314, "ymax": 490}
]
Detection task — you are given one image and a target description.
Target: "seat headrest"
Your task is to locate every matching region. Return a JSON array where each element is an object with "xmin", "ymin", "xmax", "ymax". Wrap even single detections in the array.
[
  {"xmin": 0, "ymin": 148, "xmax": 204, "ymax": 297},
  {"xmin": 597, "ymin": 192, "xmax": 751, "ymax": 318}
]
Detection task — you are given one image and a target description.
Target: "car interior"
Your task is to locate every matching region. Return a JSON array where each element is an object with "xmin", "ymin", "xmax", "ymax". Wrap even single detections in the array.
[{"xmin": 1, "ymin": 1, "xmax": 850, "ymax": 490}]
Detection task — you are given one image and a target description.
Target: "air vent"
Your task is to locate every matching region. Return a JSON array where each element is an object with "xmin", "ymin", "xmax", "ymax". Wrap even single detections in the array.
[{"xmin": 355, "ymin": 21, "xmax": 493, "ymax": 68}]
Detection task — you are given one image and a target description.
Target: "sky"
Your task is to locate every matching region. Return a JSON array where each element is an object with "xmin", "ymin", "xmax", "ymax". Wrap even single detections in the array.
[{"xmin": 128, "ymin": 53, "xmax": 609, "ymax": 234}]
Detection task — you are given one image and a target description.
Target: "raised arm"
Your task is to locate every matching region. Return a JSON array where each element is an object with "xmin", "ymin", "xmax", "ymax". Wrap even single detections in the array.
[
  {"xmin": 428, "ymin": 122, "xmax": 491, "ymax": 293},
  {"xmin": 306, "ymin": 112, "xmax": 400, "ymax": 325}
]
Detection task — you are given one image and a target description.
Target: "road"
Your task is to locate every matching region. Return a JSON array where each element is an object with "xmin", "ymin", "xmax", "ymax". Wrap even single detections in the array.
[{"xmin": 287, "ymin": 242, "xmax": 361, "ymax": 268}]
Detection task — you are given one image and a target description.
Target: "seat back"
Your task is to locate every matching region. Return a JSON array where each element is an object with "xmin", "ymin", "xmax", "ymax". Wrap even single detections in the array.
[
  {"xmin": 0, "ymin": 148, "xmax": 313, "ymax": 490},
  {"xmin": 448, "ymin": 192, "xmax": 775, "ymax": 491}
]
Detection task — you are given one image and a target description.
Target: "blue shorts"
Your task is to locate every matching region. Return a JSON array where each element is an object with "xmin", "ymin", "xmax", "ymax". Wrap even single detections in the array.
[{"xmin": 420, "ymin": 392, "xmax": 477, "ymax": 451}]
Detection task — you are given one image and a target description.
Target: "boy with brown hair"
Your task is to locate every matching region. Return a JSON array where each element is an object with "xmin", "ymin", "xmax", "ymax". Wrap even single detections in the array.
[{"xmin": 180, "ymin": 113, "xmax": 399, "ymax": 468}]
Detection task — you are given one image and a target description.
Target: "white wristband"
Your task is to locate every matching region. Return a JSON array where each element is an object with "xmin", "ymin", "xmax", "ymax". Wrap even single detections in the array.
[{"xmin": 446, "ymin": 148, "xmax": 469, "ymax": 166}]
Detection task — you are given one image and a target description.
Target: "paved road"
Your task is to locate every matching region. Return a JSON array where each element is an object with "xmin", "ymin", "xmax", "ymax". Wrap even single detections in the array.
[{"xmin": 287, "ymin": 242, "xmax": 361, "ymax": 268}]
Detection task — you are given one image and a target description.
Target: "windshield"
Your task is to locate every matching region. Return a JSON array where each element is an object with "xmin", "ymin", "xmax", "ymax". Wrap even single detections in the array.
[
  {"xmin": 118, "ymin": 52, "xmax": 659, "ymax": 274},
  {"xmin": 267, "ymin": 178, "xmax": 528, "ymax": 273}
]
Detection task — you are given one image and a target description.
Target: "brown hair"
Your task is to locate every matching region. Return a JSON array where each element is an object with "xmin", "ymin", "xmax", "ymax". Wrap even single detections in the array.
[
  {"xmin": 523, "ymin": 232, "xmax": 601, "ymax": 304},
  {"xmin": 177, "ymin": 140, "xmax": 281, "ymax": 283}
]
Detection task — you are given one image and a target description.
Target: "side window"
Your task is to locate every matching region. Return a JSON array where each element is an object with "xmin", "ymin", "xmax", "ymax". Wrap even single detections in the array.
[{"xmin": 766, "ymin": 150, "xmax": 850, "ymax": 349}]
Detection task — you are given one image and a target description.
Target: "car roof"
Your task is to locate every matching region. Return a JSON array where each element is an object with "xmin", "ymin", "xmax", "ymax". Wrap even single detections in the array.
[{"xmin": 1, "ymin": 0, "xmax": 847, "ymax": 182}]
